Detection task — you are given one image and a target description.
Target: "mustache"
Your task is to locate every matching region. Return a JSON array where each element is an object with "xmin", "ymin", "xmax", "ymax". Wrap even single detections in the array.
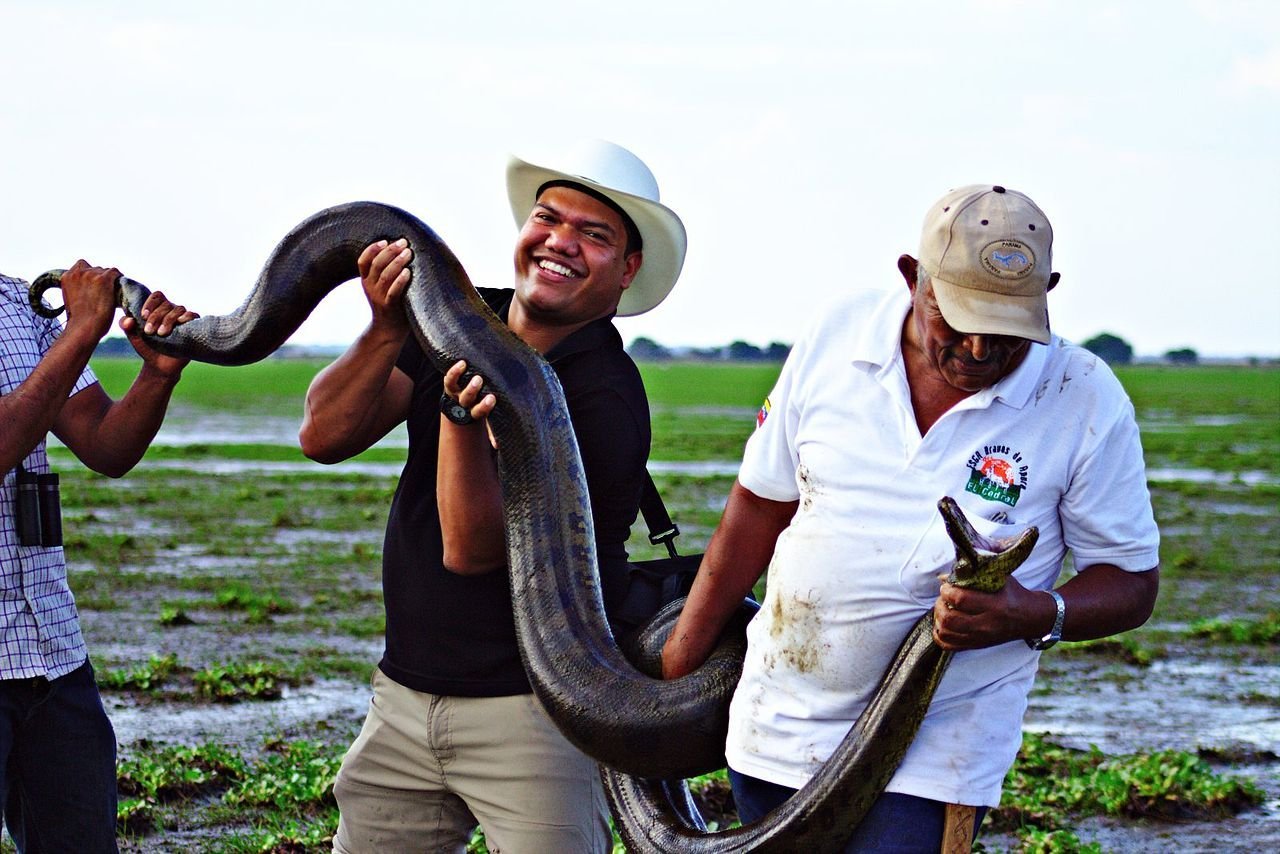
[{"xmin": 949, "ymin": 348, "xmax": 1016, "ymax": 366}]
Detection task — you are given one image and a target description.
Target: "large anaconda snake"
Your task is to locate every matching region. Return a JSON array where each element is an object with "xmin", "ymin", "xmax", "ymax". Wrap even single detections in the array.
[{"xmin": 32, "ymin": 202, "xmax": 1039, "ymax": 852}]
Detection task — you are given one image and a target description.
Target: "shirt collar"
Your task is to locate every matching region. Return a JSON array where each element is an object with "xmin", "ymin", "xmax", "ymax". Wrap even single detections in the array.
[
  {"xmin": 851, "ymin": 287, "xmax": 1050, "ymax": 410},
  {"xmin": 488, "ymin": 291, "xmax": 620, "ymax": 364}
]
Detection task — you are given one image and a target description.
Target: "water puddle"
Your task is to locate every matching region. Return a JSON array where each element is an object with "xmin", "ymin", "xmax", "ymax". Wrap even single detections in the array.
[
  {"xmin": 49, "ymin": 409, "xmax": 1279, "ymax": 487},
  {"xmin": 1202, "ymin": 502, "xmax": 1277, "ymax": 517},
  {"xmin": 1140, "ymin": 414, "xmax": 1250, "ymax": 430},
  {"xmin": 106, "ymin": 679, "xmax": 371, "ymax": 750},
  {"xmin": 650, "ymin": 460, "xmax": 741, "ymax": 477},
  {"xmin": 273, "ymin": 528, "xmax": 383, "ymax": 548},
  {"xmin": 1146, "ymin": 468, "xmax": 1278, "ymax": 487},
  {"xmin": 126, "ymin": 456, "xmax": 1280, "ymax": 488},
  {"xmin": 123, "ymin": 458, "xmax": 746, "ymax": 478},
  {"xmin": 1028, "ymin": 658, "xmax": 1279, "ymax": 756},
  {"xmin": 137, "ymin": 459, "xmax": 404, "ymax": 477}
]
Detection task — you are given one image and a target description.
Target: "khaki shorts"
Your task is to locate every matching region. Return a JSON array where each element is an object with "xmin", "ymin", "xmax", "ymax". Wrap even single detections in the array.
[{"xmin": 332, "ymin": 667, "xmax": 610, "ymax": 854}]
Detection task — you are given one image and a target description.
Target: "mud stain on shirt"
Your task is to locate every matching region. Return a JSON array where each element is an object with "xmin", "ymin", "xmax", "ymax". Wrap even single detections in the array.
[{"xmin": 765, "ymin": 587, "xmax": 826, "ymax": 674}]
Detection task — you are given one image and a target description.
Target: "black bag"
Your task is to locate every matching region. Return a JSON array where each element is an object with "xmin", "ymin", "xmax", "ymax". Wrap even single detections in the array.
[{"xmin": 609, "ymin": 472, "xmax": 704, "ymax": 637}]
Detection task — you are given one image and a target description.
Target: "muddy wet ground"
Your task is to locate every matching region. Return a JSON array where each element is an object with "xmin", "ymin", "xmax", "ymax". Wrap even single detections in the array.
[{"xmin": 17, "ymin": 403, "xmax": 1280, "ymax": 852}]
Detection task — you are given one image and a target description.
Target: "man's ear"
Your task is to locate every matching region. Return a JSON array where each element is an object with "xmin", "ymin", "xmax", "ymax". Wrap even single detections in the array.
[
  {"xmin": 898, "ymin": 254, "xmax": 919, "ymax": 293},
  {"xmin": 1046, "ymin": 271, "xmax": 1061, "ymax": 293},
  {"xmin": 620, "ymin": 250, "xmax": 643, "ymax": 289}
]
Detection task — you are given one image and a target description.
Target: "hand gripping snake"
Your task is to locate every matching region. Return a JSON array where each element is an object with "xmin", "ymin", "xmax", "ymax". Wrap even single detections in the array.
[{"xmin": 31, "ymin": 202, "xmax": 1039, "ymax": 851}]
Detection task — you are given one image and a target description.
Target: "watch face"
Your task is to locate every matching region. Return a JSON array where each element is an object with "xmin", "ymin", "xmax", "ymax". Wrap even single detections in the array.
[{"xmin": 440, "ymin": 394, "xmax": 475, "ymax": 426}]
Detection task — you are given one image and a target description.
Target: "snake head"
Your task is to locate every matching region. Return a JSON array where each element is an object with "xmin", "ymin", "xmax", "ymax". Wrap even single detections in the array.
[{"xmin": 938, "ymin": 496, "xmax": 1039, "ymax": 594}]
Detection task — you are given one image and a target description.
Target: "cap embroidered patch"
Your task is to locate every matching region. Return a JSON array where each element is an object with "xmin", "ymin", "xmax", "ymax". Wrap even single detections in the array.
[
  {"xmin": 980, "ymin": 239, "xmax": 1036, "ymax": 280},
  {"xmin": 756, "ymin": 397, "xmax": 771, "ymax": 428}
]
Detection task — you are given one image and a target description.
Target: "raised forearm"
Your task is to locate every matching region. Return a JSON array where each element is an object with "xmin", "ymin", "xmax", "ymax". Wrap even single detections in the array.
[
  {"xmin": 437, "ymin": 418, "xmax": 507, "ymax": 574},
  {"xmin": 69, "ymin": 364, "xmax": 184, "ymax": 477}
]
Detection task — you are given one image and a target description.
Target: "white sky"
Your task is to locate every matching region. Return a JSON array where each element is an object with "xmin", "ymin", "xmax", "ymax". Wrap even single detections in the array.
[{"xmin": 2, "ymin": 0, "xmax": 1277, "ymax": 357}]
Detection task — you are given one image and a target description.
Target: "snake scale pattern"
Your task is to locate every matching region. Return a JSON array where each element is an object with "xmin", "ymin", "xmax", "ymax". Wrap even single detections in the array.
[{"xmin": 32, "ymin": 202, "xmax": 1039, "ymax": 852}]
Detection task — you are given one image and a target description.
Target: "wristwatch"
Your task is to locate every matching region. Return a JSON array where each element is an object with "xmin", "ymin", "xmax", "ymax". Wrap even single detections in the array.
[
  {"xmin": 439, "ymin": 393, "xmax": 475, "ymax": 426},
  {"xmin": 1026, "ymin": 590, "xmax": 1065, "ymax": 650}
]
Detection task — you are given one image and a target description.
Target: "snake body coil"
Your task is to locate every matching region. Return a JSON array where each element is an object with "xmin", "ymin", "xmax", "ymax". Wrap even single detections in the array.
[{"xmin": 33, "ymin": 203, "xmax": 1039, "ymax": 851}]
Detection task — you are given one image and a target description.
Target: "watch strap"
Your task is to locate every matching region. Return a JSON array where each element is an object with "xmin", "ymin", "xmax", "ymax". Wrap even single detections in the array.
[
  {"xmin": 439, "ymin": 393, "xmax": 475, "ymax": 426},
  {"xmin": 1026, "ymin": 589, "xmax": 1065, "ymax": 650}
]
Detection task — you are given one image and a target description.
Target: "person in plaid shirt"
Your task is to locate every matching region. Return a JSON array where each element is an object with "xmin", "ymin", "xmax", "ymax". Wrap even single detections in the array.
[{"xmin": 1, "ymin": 261, "xmax": 195, "ymax": 852}]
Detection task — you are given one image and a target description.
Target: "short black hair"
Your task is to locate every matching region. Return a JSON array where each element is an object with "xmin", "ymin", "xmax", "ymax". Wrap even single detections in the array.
[{"xmin": 536, "ymin": 180, "xmax": 643, "ymax": 255}]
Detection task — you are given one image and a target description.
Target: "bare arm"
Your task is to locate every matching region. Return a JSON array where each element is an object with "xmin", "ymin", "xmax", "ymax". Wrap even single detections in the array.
[
  {"xmin": 933, "ymin": 562, "xmax": 1160, "ymax": 651},
  {"xmin": 299, "ymin": 240, "xmax": 414, "ymax": 462},
  {"xmin": 661, "ymin": 481, "xmax": 798, "ymax": 679},
  {"xmin": 3, "ymin": 261, "xmax": 194, "ymax": 477},
  {"xmin": 53, "ymin": 288, "xmax": 197, "ymax": 477},
  {"xmin": 436, "ymin": 361, "xmax": 506, "ymax": 574}
]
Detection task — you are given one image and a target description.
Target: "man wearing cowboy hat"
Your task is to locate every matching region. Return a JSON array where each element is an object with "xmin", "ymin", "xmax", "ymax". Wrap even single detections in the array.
[
  {"xmin": 301, "ymin": 139, "xmax": 686, "ymax": 853},
  {"xmin": 662, "ymin": 185, "xmax": 1159, "ymax": 850}
]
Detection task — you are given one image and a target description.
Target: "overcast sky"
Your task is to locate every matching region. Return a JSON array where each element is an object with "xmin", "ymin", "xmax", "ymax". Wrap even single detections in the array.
[{"xmin": 2, "ymin": 0, "xmax": 1276, "ymax": 357}]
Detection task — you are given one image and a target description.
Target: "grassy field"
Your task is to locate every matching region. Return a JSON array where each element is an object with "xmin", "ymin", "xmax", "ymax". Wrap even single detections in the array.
[{"xmin": 30, "ymin": 356, "xmax": 1280, "ymax": 852}]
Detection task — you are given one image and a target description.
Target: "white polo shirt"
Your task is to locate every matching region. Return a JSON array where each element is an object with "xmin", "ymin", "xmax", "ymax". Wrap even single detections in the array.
[{"xmin": 726, "ymin": 287, "xmax": 1159, "ymax": 806}]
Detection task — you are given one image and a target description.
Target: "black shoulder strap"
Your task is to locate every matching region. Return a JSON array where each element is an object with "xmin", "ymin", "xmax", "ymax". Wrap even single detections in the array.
[{"xmin": 639, "ymin": 470, "xmax": 680, "ymax": 557}]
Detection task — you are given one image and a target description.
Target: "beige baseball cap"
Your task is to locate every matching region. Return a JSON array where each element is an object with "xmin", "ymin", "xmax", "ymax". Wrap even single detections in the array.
[{"xmin": 918, "ymin": 184, "xmax": 1054, "ymax": 344}]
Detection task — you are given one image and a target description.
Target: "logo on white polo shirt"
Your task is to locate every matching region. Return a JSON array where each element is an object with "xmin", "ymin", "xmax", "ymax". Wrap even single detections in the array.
[{"xmin": 965, "ymin": 445, "xmax": 1029, "ymax": 507}]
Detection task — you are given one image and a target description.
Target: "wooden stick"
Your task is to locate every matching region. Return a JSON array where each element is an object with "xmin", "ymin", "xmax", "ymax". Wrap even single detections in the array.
[{"xmin": 941, "ymin": 803, "xmax": 977, "ymax": 853}]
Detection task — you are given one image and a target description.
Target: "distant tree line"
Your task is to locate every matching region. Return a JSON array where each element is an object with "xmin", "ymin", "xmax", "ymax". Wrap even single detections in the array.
[
  {"xmin": 1081, "ymin": 332, "xmax": 1200, "ymax": 366},
  {"xmin": 633, "ymin": 333, "xmax": 1213, "ymax": 366},
  {"xmin": 94, "ymin": 337, "xmax": 138, "ymax": 357},
  {"xmin": 628, "ymin": 337, "xmax": 791, "ymax": 362},
  {"xmin": 92, "ymin": 333, "xmax": 1221, "ymax": 367}
]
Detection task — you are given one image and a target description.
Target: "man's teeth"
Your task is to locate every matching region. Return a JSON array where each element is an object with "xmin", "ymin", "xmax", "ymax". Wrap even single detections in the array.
[{"xmin": 539, "ymin": 260, "xmax": 578, "ymax": 278}]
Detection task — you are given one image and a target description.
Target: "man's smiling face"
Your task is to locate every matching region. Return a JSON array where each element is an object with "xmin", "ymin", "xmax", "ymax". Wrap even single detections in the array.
[{"xmin": 512, "ymin": 184, "xmax": 641, "ymax": 328}]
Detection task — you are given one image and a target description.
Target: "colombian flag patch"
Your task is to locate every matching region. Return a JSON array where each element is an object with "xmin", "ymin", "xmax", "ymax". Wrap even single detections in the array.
[{"xmin": 756, "ymin": 397, "xmax": 771, "ymax": 428}]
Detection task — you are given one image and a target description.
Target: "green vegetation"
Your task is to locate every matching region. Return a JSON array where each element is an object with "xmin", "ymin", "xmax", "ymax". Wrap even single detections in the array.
[
  {"xmin": 193, "ymin": 661, "xmax": 289, "ymax": 701},
  {"xmin": 214, "ymin": 582, "xmax": 294, "ymax": 623},
  {"xmin": 114, "ymin": 739, "xmax": 337, "ymax": 846},
  {"xmin": 1188, "ymin": 613, "xmax": 1280, "ymax": 645},
  {"xmin": 987, "ymin": 733, "xmax": 1263, "ymax": 849},
  {"xmin": 1059, "ymin": 635, "xmax": 1159, "ymax": 668},
  {"xmin": 107, "ymin": 731, "xmax": 1265, "ymax": 853},
  {"xmin": 91, "ymin": 357, "xmax": 329, "ymax": 417},
  {"xmin": 99, "ymin": 654, "xmax": 297, "ymax": 702},
  {"xmin": 639, "ymin": 361, "xmax": 781, "ymax": 409},
  {"xmin": 99, "ymin": 653, "xmax": 180, "ymax": 691},
  {"xmin": 1116, "ymin": 364, "xmax": 1280, "ymax": 477}
]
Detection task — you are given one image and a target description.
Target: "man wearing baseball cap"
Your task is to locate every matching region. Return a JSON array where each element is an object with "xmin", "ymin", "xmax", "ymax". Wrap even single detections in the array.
[
  {"xmin": 663, "ymin": 185, "xmax": 1159, "ymax": 849},
  {"xmin": 301, "ymin": 139, "xmax": 685, "ymax": 852}
]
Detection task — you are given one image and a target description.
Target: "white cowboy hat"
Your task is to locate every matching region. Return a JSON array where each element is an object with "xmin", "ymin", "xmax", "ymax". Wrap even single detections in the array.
[{"xmin": 506, "ymin": 138, "xmax": 687, "ymax": 317}]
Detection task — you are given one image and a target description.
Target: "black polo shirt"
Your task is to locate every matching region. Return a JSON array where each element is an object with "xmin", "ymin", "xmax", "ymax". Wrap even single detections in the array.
[{"xmin": 378, "ymin": 287, "xmax": 651, "ymax": 696}]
